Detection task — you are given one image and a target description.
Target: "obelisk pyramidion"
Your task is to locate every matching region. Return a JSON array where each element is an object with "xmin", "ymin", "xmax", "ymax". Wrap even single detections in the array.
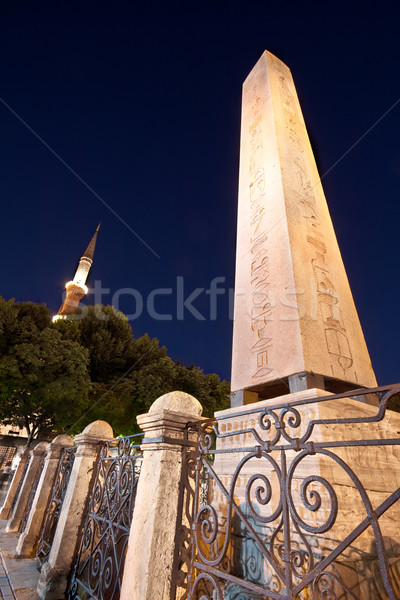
[{"xmin": 231, "ymin": 51, "xmax": 377, "ymax": 405}]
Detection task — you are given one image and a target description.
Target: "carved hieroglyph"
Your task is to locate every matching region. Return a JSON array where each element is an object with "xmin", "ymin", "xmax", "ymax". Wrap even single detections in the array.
[{"xmin": 231, "ymin": 51, "xmax": 376, "ymax": 393}]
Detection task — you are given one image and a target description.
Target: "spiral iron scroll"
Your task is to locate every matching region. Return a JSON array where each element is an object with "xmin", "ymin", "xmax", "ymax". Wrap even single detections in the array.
[{"xmin": 186, "ymin": 384, "xmax": 400, "ymax": 600}]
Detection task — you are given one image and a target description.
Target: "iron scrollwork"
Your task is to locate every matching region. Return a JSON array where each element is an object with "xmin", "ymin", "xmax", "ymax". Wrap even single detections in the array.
[
  {"xmin": 185, "ymin": 384, "xmax": 400, "ymax": 600},
  {"xmin": 67, "ymin": 434, "xmax": 143, "ymax": 600},
  {"xmin": 36, "ymin": 446, "xmax": 77, "ymax": 566}
]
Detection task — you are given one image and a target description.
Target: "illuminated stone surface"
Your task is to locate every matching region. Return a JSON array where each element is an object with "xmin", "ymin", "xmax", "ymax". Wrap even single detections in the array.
[
  {"xmin": 16, "ymin": 435, "xmax": 74, "ymax": 558},
  {"xmin": 121, "ymin": 391, "xmax": 203, "ymax": 600},
  {"xmin": 231, "ymin": 51, "xmax": 376, "ymax": 396},
  {"xmin": 37, "ymin": 420, "xmax": 113, "ymax": 600},
  {"xmin": 5, "ymin": 442, "xmax": 48, "ymax": 534},
  {"xmin": 0, "ymin": 449, "xmax": 30, "ymax": 520}
]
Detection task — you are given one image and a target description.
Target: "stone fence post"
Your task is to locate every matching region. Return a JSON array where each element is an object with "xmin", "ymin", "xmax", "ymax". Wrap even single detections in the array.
[
  {"xmin": 6, "ymin": 442, "xmax": 48, "ymax": 533},
  {"xmin": 0, "ymin": 448, "xmax": 31, "ymax": 520},
  {"xmin": 16, "ymin": 434, "xmax": 74, "ymax": 558},
  {"xmin": 120, "ymin": 391, "xmax": 203, "ymax": 600},
  {"xmin": 37, "ymin": 420, "xmax": 113, "ymax": 600}
]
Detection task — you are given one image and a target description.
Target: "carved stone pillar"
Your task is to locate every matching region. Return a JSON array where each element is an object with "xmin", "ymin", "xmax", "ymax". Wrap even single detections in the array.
[
  {"xmin": 120, "ymin": 391, "xmax": 203, "ymax": 600},
  {"xmin": 37, "ymin": 420, "xmax": 113, "ymax": 600},
  {"xmin": 6, "ymin": 442, "xmax": 47, "ymax": 533},
  {"xmin": 16, "ymin": 434, "xmax": 74, "ymax": 557},
  {"xmin": 0, "ymin": 448, "xmax": 30, "ymax": 520}
]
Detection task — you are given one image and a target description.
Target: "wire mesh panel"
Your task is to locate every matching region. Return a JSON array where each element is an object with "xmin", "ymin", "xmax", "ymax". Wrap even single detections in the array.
[
  {"xmin": 19, "ymin": 452, "xmax": 46, "ymax": 534},
  {"xmin": 36, "ymin": 446, "xmax": 77, "ymax": 566},
  {"xmin": 183, "ymin": 384, "xmax": 400, "ymax": 600},
  {"xmin": 67, "ymin": 434, "xmax": 143, "ymax": 600}
]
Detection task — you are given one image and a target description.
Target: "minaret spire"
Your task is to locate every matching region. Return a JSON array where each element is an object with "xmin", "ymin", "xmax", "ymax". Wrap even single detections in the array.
[
  {"xmin": 82, "ymin": 222, "xmax": 101, "ymax": 261},
  {"xmin": 53, "ymin": 225, "xmax": 101, "ymax": 320}
]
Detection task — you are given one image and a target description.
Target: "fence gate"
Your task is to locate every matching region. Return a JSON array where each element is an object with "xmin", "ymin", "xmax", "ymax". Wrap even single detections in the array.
[
  {"xmin": 66, "ymin": 434, "xmax": 143, "ymax": 600},
  {"xmin": 181, "ymin": 385, "xmax": 400, "ymax": 600}
]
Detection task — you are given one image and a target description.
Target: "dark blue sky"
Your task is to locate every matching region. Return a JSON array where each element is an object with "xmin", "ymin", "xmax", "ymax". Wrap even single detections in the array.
[{"xmin": 0, "ymin": 1, "xmax": 399, "ymax": 385}]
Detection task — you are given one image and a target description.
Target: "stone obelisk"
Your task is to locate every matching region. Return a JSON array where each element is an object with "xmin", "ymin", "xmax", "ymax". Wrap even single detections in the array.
[{"xmin": 231, "ymin": 51, "xmax": 376, "ymax": 405}]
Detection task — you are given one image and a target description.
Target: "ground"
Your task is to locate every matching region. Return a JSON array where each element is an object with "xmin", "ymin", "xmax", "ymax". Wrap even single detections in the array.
[{"xmin": 0, "ymin": 519, "xmax": 39, "ymax": 600}]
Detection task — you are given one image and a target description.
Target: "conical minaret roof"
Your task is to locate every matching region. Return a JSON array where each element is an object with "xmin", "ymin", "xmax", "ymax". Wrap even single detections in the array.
[{"xmin": 82, "ymin": 223, "xmax": 101, "ymax": 261}]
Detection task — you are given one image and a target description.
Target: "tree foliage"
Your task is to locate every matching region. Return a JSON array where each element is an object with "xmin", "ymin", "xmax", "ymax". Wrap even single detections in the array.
[
  {"xmin": 0, "ymin": 298, "xmax": 91, "ymax": 445},
  {"xmin": 0, "ymin": 298, "xmax": 230, "ymax": 441},
  {"xmin": 55, "ymin": 305, "xmax": 230, "ymax": 435}
]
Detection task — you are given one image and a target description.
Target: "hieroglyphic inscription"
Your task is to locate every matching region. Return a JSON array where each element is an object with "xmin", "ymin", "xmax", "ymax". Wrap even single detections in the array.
[
  {"xmin": 247, "ymin": 86, "xmax": 273, "ymax": 380},
  {"xmin": 276, "ymin": 66, "xmax": 357, "ymax": 381}
]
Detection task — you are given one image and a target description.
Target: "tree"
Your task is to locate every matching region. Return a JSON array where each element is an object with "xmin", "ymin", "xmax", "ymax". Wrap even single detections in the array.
[
  {"xmin": 0, "ymin": 299, "xmax": 229, "ymax": 443},
  {"xmin": 55, "ymin": 305, "xmax": 167, "ymax": 382},
  {"xmin": 56, "ymin": 304, "xmax": 230, "ymax": 434},
  {"xmin": 0, "ymin": 298, "xmax": 91, "ymax": 445},
  {"xmin": 74, "ymin": 357, "xmax": 231, "ymax": 436}
]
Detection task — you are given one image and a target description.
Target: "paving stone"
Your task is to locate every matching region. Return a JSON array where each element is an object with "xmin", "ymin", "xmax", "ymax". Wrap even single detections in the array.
[{"xmin": 0, "ymin": 520, "xmax": 38, "ymax": 600}]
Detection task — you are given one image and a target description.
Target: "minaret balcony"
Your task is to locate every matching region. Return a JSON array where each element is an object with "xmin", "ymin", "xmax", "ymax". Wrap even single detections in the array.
[{"xmin": 65, "ymin": 281, "xmax": 88, "ymax": 295}]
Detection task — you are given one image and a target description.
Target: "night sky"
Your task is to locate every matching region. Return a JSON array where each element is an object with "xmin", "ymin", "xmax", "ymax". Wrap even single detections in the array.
[{"xmin": 0, "ymin": 1, "xmax": 399, "ymax": 385}]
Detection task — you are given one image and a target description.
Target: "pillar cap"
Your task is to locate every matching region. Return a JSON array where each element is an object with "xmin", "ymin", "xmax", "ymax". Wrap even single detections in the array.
[
  {"xmin": 149, "ymin": 391, "xmax": 202, "ymax": 418},
  {"xmin": 46, "ymin": 434, "xmax": 74, "ymax": 455},
  {"xmin": 49, "ymin": 434, "xmax": 74, "ymax": 448},
  {"xmin": 32, "ymin": 441, "xmax": 48, "ymax": 455},
  {"xmin": 75, "ymin": 420, "xmax": 113, "ymax": 445}
]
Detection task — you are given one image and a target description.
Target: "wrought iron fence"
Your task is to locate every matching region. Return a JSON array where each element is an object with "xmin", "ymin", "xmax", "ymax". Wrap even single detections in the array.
[
  {"xmin": 11, "ymin": 454, "xmax": 31, "ymax": 513},
  {"xmin": 66, "ymin": 434, "xmax": 143, "ymax": 600},
  {"xmin": 183, "ymin": 384, "xmax": 400, "ymax": 600},
  {"xmin": 19, "ymin": 452, "xmax": 47, "ymax": 534},
  {"xmin": 36, "ymin": 446, "xmax": 77, "ymax": 566}
]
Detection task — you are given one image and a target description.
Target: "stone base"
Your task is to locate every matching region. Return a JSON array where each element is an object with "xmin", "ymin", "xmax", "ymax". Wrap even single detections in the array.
[
  {"xmin": 210, "ymin": 389, "xmax": 400, "ymax": 599},
  {"xmin": 36, "ymin": 563, "xmax": 66, "ymax": 600}
]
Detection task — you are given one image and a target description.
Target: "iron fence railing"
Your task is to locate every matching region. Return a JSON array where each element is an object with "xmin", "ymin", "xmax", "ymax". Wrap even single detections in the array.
[
  {"xmin": 36, "ymin": 446, "xmax": 77, "ymax": 566},
  {"xmin": 66, "ymin": 434, "xmax": 143, "ymax": 600},
  {"xmin": 19, "ymin": 452, "xmax": 47, "ymax": 534},
  {"xmin": 183, "ymin": 384, "xmax": 400, "ymax": 600}
]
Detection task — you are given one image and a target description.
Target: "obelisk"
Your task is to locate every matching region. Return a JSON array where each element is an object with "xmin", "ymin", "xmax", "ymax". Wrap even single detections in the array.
[{"xmin": 231, "ymin": 51, "xmax": 376, "ymax": 404}]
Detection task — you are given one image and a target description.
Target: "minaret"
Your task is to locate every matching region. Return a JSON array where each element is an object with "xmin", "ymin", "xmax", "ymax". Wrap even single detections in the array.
[{"xmin": 54, "ymin": 224, "xmax": 100, "ymax": 320}]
